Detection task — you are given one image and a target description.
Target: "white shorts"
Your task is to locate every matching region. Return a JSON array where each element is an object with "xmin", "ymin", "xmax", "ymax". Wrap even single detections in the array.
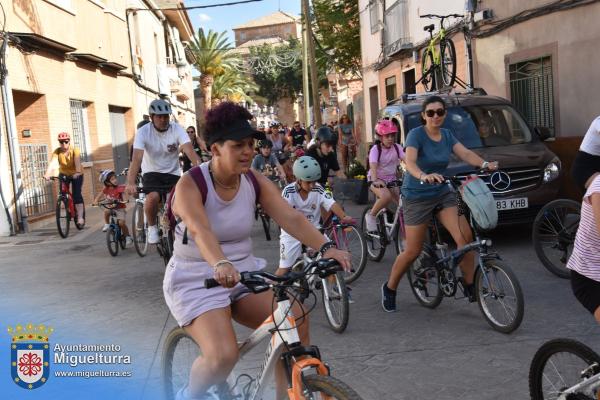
[{"xmin": 279, "ymin": 236, "xmax": 304, "ymax": 269}]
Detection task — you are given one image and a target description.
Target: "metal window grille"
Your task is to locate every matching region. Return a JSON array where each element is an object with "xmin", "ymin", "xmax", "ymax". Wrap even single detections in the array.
[
  {"xmin": 385, "ymin": 76, "xmax": 397, "ymax": 102},
  {"xmin": 20, "ymin": 144, "xmax": 55, "ymax": 217},
  {"xmin": 509, "ymin": 57, "xmax": 555, "ymax": 136},
  {"xmin": 69, "ymin": 99, "xmax": 90, "ymax": 161},
  {"xmin": 369, "ymin": 0, "xmax": 381, "ymax": 34}
]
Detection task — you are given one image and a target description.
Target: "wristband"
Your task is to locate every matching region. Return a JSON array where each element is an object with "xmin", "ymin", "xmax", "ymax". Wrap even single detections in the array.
[
  {"xmin": 481, "ymin": 161, "xmax": 489, "ymax": 169},
  {"xmin": 318, "ymin": 241, "xmax": 336, "ymax": 256},
  {"xmin": 213, "ymin": 259, "xmax": 233, "ymax": 271},
  {"xmin": 419, "ymin": 172, "xmax": 425, "ymax": 182}
]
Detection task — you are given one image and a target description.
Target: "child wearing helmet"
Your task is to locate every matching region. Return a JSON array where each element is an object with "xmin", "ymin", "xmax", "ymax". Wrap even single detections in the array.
[
  {"xmin": 305, "ymin": 126, "xmax": 345, "ymax": 186},
  {"xmin": 251, "ymin": 139, "xmax": 287, "ymax": 184},
  {"xmin": 93, "ymin": 170, "xmax": 132, "ymax": 245},
  {"xmin": 365, "ymin": 120, "xmax": 405, "ymax": 232},
  {"xmin": 276, "ymin": 156, "xmax": 354, "ymax": 276}
]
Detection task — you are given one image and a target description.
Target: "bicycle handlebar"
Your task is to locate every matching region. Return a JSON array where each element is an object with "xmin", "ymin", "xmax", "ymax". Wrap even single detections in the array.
[
  {"xmin": 368, "ymin": 179, "xmax": 402, "ymax": 188},
  {"xmin": 94, "ymin": 200, "xmax": 128, "ymax": 209},
  {"xmin": 204, "ymin": 258, "xmax": 342, "ymax": 292}
]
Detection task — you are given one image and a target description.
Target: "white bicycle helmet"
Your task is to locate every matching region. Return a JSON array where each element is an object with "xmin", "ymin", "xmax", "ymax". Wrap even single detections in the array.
[
  {"xmin": 293, "ymin": 156, "xmax": 321, "ymax": 182},
  {"xmin": 99, "ymin": 169, "xmax": 115, "ymax": 184},
  {"xmin": 148, "ymin": 99, "xmax": 172, "ymax": 115}
]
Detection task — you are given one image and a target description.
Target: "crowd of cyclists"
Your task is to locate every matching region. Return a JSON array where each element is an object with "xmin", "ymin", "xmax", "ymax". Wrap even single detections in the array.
[{"xmin": 42, "ymin": 95, "xmax": 600, "ymax": 400}]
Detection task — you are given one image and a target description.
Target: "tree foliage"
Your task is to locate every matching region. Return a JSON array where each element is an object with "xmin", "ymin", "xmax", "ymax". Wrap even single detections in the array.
[
  {"xmin": 249, "ymin": 39, "xmax": 303, "ymax": 105},
  {"xmin": 211, "ymin": 69, "xmax": 258, "ymax": 102},
  {"xmin": 312, "ymin": 0, "xmax": 361, "ymax": 78}
]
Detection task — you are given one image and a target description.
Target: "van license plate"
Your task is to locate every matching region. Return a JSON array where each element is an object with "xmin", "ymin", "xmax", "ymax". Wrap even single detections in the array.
[{"xmin": 496, "ymin": 198, "xmax": 528, "ymax": 210}]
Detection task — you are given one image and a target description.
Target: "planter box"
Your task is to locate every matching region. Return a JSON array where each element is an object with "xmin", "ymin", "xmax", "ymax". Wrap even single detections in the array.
[{"xmin": 332, "ymin": 178, "xmax": 369, "ymax": 204}]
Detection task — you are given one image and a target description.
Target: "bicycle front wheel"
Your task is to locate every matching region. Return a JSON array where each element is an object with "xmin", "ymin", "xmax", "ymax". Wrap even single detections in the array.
[
  {"xmin": 302, "ymin": 374, "xmax": 363, "ymax": 399},
  {"xmin": 321, "ymin": 272, "xmax": 349, "ymax": 333},
  {"xmin": 361, "ymin": 207, "xmax": 385, "ymax": 262},
  {"xmin": 407, "ymin": 248, "xmax": 443, "ymax": 309},
  {"xmin": 56, "ymin": 197, "xmax": 70, "ymax": 238},
  {"xmin": 335, "ymin": 225, "xmax": 367, "ymax": 284},
  {"xmin": 529, "ymin": 338, "xmax": 600, "ymax": 400},
  {"xmin": 132, "ymin": 202, "xmax": 148, "ymax": 257},
  {"xmin": 476, "ymin": 259, "xmax": 524, "ymax": 333},
  {"xmin": 106, "ymin": 227, "xmax": 119, "ymax": 256},
  {"xmin": 440, "ymin": 39, "xmax": 457, "ymax": 87},
  {"xmin": 532, "ymin": 199, "xmax": 580, "ymax": 279},
  {"xmin": 162, "ymin": 328, "xmax": 235, "ymax": 400}
]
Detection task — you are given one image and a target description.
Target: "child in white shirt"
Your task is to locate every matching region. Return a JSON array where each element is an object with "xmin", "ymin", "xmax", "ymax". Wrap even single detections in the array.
[{"xmin": 277, "ymin": 156, "xmax": 353, "ymax": 276}]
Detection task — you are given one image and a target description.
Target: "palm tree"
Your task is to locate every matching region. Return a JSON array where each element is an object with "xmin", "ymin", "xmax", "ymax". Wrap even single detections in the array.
[
  {"xmin": 211, "ymin": 69, "xmax": 258, "ymax": 103},
  {"xmin": 188, "ymin": 28, "xmax": 239, "ymax": 113}
]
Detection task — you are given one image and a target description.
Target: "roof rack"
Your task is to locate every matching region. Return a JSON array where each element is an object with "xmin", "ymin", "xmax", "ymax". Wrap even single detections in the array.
[{"xmin": 393, "ymin": 87, "xmax": 488, "ymax": 104}]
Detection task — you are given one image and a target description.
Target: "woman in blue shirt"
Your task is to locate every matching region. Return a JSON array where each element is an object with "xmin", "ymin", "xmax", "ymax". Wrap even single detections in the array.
[{"xmin": 381, "ymin": 96, "xmax": 498, "ymax": 312}]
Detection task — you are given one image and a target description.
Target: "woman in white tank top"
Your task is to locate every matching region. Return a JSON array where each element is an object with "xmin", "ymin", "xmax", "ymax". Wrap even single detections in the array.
[{"xmin": 166, "ymin": 102, "xmax": 350, "ymax": 400}]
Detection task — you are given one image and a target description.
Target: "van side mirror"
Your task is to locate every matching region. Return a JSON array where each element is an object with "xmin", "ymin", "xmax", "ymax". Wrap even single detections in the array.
[{"xmin": 534, "ymin": 126, "xmax": 552, "ymax": 141}]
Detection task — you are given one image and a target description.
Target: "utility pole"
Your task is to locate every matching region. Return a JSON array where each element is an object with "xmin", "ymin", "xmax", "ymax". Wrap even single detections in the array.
[
  {"xmin": 301, "ymin": 13, "xmax": 310, "ymax": 128},
  {"xmin": 301, "ymin": 0, "xmax": 322, "ymax": 127}
]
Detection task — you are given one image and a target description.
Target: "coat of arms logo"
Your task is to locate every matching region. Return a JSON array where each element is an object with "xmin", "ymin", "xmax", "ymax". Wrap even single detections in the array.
[{"xmin": 8, "ymin": 323, "xmax": 53, "ymax": 390}]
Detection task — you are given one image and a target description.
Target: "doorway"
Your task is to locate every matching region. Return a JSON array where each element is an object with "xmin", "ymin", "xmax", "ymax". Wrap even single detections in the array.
[
  {"xmin": 108, "ymin": 106, "xmax": 130, "ymax": 183},
  {"xmin": 403, "ymin": 69, "xmax": 416, "ymax": 94}
]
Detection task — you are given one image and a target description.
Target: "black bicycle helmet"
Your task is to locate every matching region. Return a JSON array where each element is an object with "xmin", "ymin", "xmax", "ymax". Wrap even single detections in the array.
[
  {"xmin": 258, "ymin": 139, "xmax": 273, "ymax": 148},
  {"xmin": 316, "ymin": 126, "xmax": 336, "ymax": 145}
]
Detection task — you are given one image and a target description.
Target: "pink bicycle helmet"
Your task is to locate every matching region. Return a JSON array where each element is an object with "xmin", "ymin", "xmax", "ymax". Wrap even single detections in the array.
[{"xmin": 375, "ymin": 120, "xmax": 397, "ymax": 136}]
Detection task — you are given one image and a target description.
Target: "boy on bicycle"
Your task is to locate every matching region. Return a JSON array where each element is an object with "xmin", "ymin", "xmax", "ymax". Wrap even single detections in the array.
[
  {"xmin": 365, "ymin": 120, "xmax": 405, "ymax": 232},
  {"xmin": 93, "ymin": 170, "xmax": 132, "ymax": 246},
  {"xmin": 251, "ymin": 139, "xmax": 287, "ymax": 184},
  {"xmin": 277, "ymin": 156, "xmax": 353, "ymax": 276}
]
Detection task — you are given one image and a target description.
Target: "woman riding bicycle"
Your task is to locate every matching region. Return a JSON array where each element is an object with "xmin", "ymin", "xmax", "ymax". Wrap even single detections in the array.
[
  {"xmin": 43, "ymin": 132, "xmax": 85, "ymax": 226},
  {"xmin": 365, "ymin": 120, "xmax": 405, "ymax": 232},
  {"xmin": 381, "ymin": 95, "xmax": 498, "ymax": 312},
  {"xmin": 164, "ymin": 102, "xmax": 350, "ymax": 400}
]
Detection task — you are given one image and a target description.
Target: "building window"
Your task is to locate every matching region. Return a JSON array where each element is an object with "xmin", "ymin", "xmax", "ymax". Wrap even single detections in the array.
[
  {"xmin": 69, "ymin": 99, "xmax": 91, "ymax": 161},
  {"xmin": 385, "ymin": 76, "xmax": 397, "ymax": 102},
  {"xmin": 509, "ymin": 56, "xmax": 555, "ymax": 136},
  {"xmin": 369, "ymin": 0, "xmax": 382, "ymax": 34}
]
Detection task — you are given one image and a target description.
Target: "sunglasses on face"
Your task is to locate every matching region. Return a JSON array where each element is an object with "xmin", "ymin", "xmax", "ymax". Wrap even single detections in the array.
[
  {"xmin": 187, "ymin": 130, "xmax": 195, "ymax": 134},
  {"xmin": 59, "ymin": 140, "xmax": 70, "ymax": 144},
  {"xmin": 424, "ymin": 108, "xmax": 446, "ymax": 118}
]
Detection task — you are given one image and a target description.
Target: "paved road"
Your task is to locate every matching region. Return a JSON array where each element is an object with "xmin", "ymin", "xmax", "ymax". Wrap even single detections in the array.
[{"xmin": 1, "ymin": 203, "xmax": 599, "ymax": 399}]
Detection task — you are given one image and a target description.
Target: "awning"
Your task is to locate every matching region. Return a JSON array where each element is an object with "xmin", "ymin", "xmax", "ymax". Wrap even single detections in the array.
[{"xmin": 9, "ymin": 32, "xmax": 76, "ymax": 54}]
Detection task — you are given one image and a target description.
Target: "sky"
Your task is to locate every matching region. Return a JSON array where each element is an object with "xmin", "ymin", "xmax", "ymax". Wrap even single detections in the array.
[{"xmin": 185, "ymin": 0, "xmax": 302, "ymax": 45}]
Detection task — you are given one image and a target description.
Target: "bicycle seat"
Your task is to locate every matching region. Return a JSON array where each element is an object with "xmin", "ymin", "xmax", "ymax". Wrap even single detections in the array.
[{"xmin": 423, "ymin": 24, "xmax": 435, "ymax": 33}]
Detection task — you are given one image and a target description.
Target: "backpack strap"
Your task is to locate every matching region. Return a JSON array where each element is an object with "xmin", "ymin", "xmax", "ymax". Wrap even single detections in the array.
[
  {"xmin": 180, "ymin": 166, "xmax": 208, "ymax": 244},
  {"xmin": 244, "ymin": 169, "xmax": 261, "ymax": 205},
  {"xmin": 376, "ymin": 143, "xmax": 382, "ymax": 163},
  {"xmin": 394, "ymin": 143, "xmax": 401, "ymax": 159}
]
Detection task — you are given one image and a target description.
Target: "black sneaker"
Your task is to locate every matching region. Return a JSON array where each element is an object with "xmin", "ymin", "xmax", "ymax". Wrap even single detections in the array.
[
  {"xmin": 381, "ymin": 282, "xmax": 397, "ymax": 312},
  {"xmin": 464, "ymin": 283, "xmax": 477, "ymax": 303}
]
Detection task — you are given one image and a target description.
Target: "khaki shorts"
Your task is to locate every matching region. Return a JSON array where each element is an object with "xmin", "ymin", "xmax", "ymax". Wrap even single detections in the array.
[{"xmin": 402, "ymin": 191, "xmax": 457, "ymax": 226}]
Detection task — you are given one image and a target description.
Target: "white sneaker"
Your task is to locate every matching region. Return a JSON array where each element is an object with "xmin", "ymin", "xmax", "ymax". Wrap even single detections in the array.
[
  {"xmin": 147, "ymin": 225, "xmax": 160, "ymax": 244},
  {"xmin": 125, "ymin": 236, "xmax": 134, "ymax": 247},
  {"xmin": 102, "ymin": 224, "xmax": 110, "ymax": 232},
  {"xmin": 175, "ymin": 386, "xmax": 218, "ymax": 400},
  {"xmin": 365, "ymin": 213, "xmax": 377, "ymax": 232}
]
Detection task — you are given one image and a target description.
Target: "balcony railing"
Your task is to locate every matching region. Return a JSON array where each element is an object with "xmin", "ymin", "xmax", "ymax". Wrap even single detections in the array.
[{"xmin": 383, "ymin": 0, "xmax": 411, "ymax": 57}]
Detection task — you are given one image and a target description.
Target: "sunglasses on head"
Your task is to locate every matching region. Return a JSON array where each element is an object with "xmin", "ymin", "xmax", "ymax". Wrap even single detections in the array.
[
  {"xmin": 424, "ymin": 108, "xmax": 446, "ymax": 118},
  {"xmin": 59, "ymin": 140, "xmax": 70, "ymax": 144}
]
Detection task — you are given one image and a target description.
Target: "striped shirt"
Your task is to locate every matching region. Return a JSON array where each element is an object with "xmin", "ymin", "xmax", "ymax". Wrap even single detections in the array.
[{"xmin": 567, "ymin": 175, "xmax": 600, "ymax": 281}]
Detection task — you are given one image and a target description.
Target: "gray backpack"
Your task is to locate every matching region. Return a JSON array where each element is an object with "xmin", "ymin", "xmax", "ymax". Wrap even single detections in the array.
[{"xmin": 460, "ymin": 175, "xmax": 498, "ymax": 230}]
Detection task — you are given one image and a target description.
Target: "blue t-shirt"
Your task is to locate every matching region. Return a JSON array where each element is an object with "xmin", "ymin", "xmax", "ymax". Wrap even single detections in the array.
[
  {"xmin": 401, "ymin": 126, "xmax": 458, "ymax": 200},
  {"xmin": 251, "ymin": 154, "xmax": 278, "ymax": 175}
]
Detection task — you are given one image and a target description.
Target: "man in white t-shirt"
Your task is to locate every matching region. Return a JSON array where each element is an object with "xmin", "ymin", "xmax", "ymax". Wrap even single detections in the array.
[
  {"xmin": 126, "ymin": 99, "xmax": 201, "ymax": 243},
  {"xmin": 277, "ymin": 156, "xmax": 353, "ymax": 276},
  {"xmin": 572, "ymin": 116, "xmax": 600, "ymax": 191}
]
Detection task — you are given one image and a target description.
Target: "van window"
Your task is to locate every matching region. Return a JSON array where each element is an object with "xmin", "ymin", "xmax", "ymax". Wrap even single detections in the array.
[{"xmin": 406, "ymin": 105, "xmax": 533, "ymax": 148}]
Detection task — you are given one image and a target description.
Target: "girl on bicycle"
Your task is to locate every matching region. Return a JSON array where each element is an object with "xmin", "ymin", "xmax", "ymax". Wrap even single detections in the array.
[
  {"xmin": 164, "ymin": 102, "xmax": 350, "ymax": 400},
  {"xmin": 44, "ymin": 132, "xmax": 85, "ymax": 226},
  {"xmin": 338, "ymin": 114, "xmax": 359, "ymax": 173},
  {"xmin": 365, "ymin": 120, "xmax": 405, "ymax": 232},
  {"xmin": 92, "ymin": 170, "xmax": 132, "ymax": 244},
  {"xmin": 277, "ymin": 156, "xmax": 354, "ymax": 276},
  {"xmin": 381, "ymin": 95, "xmax": 498, "ymax": 312},
  {"xmin": 567, "ymin": 173, "xmax": 600, "ymax": 324}
]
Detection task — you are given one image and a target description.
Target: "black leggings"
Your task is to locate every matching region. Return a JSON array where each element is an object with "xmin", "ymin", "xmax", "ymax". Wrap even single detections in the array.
[{"xmin": 60, "ymin": 174, "xmax": 84, "ymax": 204}]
